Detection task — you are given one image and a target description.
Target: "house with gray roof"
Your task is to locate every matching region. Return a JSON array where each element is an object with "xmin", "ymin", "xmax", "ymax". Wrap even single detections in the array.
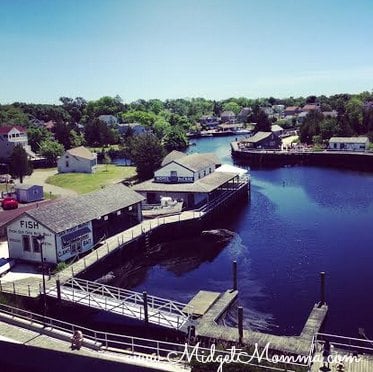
[
  {"xmin": 328, "ymin": 137, "xmax": 370, "ymax": 152},
  {"xmin": 57, "ymin": 146, "xmax": 97, "ymax": 174},
  {"xmin": 133, "ymin": 152, "xmax": 244, "ymax": 209},
  {"xmin": 7, "ymin": 184, "xmax": 144, "ymax": 263},
  {"xmin": 239, "ymin": 131, "xmax": 281, "ymax": 149}
]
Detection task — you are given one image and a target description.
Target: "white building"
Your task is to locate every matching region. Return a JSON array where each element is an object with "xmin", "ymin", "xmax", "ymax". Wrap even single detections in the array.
[
  {"xmin": 133, "ymin": 151, "xmax": 246, "ymax": 209},
  {"xmin": 7, "ymin": 184, "xmax": 144, "ymax": 263},
  {"xmin": 328, "ymin": 137, "xmax": 370, "ymax": 152},
  {"xmin": 58, "ymin": 146, "xmax": 97, "ymax": 174},
  {"xmin": 0, "ymin": 126, "xmax": 34, "ymax": 160}
]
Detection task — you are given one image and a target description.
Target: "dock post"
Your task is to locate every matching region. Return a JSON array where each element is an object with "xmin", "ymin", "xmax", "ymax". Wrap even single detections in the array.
[
  {"xmin": 233, "ymin": 261, "xmax": 238, "ymax": 291},
  {"xmin": 56, "ymin": 279, "xmax": 61, "ymax": 301},
  {"xmin": 143, "ymin": 291, "xmax": 149, "ymax": 325},
  {"xmin": 238, "ymin": 306, "xmax": 243, "ymax": 344},
  {"xmin": 320, "ymin": 271, "xmax": 326, "ymax": 305}
]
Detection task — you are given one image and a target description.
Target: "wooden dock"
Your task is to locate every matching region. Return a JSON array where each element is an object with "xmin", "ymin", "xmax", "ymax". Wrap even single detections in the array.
[{"xmin": 183, "ymin": 290, "xmax": 221, "ymax": 317}]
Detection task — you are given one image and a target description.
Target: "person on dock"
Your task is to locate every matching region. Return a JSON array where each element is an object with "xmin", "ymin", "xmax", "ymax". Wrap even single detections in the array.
[
  {"xmin": 71, "ymin": 330, "xmax": 83, "ymax": 350},
  {"xmin": 320, "ymin": 340, "xmax": 332, "ymax": 371}
]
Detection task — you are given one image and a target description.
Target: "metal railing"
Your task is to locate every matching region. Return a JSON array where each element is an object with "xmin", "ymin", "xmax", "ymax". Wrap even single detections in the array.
[
  {"xmin": 315, "ymin": 332, "xmax": 373, "ymax": 355},
  {"xmin": 48, "ymin": 277, "xmax": 193, "ymax": 330},
  {"xmin": 0, "ymin": 303, "xmax": 310, "ymax": 372}
]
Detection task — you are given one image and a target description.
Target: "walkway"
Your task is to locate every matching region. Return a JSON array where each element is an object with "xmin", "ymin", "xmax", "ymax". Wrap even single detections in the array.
[
  {"xmin": 47, "ymin": 278, "xmax": 192, "ymax": 330},
  {"xmin": 23, "ymin": 168, "xmax": 78, "ymax": 197}
]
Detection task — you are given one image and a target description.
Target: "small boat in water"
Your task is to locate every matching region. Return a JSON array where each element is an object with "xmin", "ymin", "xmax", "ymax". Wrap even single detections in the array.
[{"xmin": 142, "ymin": 197, "xmax": 184, "ymax": 219}]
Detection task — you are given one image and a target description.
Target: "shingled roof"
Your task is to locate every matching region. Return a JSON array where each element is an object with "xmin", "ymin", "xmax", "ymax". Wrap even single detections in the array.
[
  {"xmin": 25, "ymin": 184, "xmax": 144, "ymax": 233},
  {"xmin": 66, "ymin": 146, "xmax": 96, "ymax": 160},
  {"xmin": 161, "ymin": 150, "xmax": 186, "ymax": 167},
  {"xmin": 133, "ymin": 171, "xmax": 238, "ymax": 194},
  {"xmin": 173, "ymin": 153, "xmax": 220, "ymax": 172}
]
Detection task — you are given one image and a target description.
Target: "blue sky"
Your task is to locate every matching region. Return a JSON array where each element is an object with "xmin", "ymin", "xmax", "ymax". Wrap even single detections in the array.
[{"xmin": 1, "ymin": 0, "xmax": 373, "ymax": 103}]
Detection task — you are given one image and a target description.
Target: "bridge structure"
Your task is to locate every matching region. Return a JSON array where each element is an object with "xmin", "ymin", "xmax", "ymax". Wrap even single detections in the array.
[{"xmin": 47, "ymin": 277, "xmax": 193, "ymax": 331}]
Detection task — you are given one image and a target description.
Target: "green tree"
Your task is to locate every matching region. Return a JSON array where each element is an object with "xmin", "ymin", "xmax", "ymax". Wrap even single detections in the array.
[
  {"xmin": 85, "ymin": 96, "xmax": 124, "ymax": 118},
  {"xmin": 27, "ymin": 125, "xmax": 52, "ymax": 152},
  {"xmin": 39, "ymin": 139, "xmax": 64, "ymax": 166},
  {"xmin": 69, "ymin": 129, "xmax": 85, "ymax": 147},
  {"xmin": 249, "ymin": 105, "xmax": 271, "ymax": 132},
  {"xmin": 0, "ymin": 106, "xmax": 30, "ymax": 126},
  {"xmin": 299, "ymin": 110, "xmax": 324, "ymax": 144},
  {"xmin": 222, "ymin": 101, "xmax": 241, "ymax": 115},
  {"xmin": 122, "ymin": 111, "xmax": 157, "ymax": 128},
  {"xmin": 127, "ymin": 133, "xmax": 165, "ymax": 180},
  {"xmin": 9, "ymin": 145, "xmax": 32, "ymax": 183},
  {"xmin": 84, "ymin": 118, "xmax": 119, "ymax": 146},
  {"xmin": 163, "ymin": 125, "xmax": 188, "ymax": 152}
]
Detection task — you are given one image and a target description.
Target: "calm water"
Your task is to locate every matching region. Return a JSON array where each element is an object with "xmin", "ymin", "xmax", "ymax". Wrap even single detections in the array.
[{"xmin": 122, "ymin": 136, "xmax": 373, "ymax": 337}]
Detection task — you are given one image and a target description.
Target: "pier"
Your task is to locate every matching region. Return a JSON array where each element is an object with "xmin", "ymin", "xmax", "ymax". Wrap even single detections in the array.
[{"xmin": 231, "ymin": 141, "xmax": 373, "ymax": 171}]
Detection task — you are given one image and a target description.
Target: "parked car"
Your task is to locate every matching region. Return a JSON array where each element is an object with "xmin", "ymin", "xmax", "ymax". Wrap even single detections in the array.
[{"xmin": 1, "ymin": 196, "xmax": 18, "ymax": 210}]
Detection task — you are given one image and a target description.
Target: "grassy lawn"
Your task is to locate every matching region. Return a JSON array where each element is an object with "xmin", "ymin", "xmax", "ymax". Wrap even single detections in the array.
[{"xmin": 46, "ymin": 165, "xmax": 137, "ymax": 194}]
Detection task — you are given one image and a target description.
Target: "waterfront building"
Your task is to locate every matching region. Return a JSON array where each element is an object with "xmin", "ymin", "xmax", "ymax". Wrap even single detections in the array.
[
  {"xmin": 0, "ymin": 126, "xmax": 35, "ymax": 160},
  {"xmin": 283, "ymin": 106, "xmax": 301, "ymax": 117},
  {"xmin": 6, "ymin": 184, "xmax": 144, "ymax": 263},
  {"xmin": 328, "ymin": 136, "xmax": 370, "ymax": 152},
  {"xmin": 220, "ymin": 111, "xmax": 236, "ymax": 123},
  {"xmin": 238, "ymin": 131, "xmax": 281, "ymax": 149},
  {"xmin": 271, "ymin": 124, "xmax": 284, "ymax": 137},
  {"xmin": 133, "ymin": 152, "xmax": 245, "ymax": 208},
  {"xmin": 57, "ymin": 146, "xmax": 97, "ymax": 174}
]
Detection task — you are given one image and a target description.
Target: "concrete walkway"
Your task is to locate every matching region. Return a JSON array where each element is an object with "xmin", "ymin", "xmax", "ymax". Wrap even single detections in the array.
[
  {"xmin": 23, "ymin": 168, "xmax": 78, "ymax": 197},
  {"xmin": 0, "ymin": 319, "xmax": 189, "ymax": 371}
]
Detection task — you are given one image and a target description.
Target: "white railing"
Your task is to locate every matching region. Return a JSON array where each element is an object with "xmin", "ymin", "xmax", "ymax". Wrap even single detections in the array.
[
  {"xmin": 0, "ymin": 303, "xmax": 310, "ymax": 372},
  {"xmin": 49, "ymin": 277, "xmax": 192, "ymax": 330}
]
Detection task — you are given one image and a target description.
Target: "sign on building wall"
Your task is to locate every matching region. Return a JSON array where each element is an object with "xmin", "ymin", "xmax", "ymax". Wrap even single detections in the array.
[{"xmin": 56, "ymin": 222, "xmax": 93, "ymax": 261}]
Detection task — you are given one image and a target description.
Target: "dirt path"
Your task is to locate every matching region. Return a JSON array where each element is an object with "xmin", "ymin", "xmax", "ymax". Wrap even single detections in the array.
[{"xmin": 23, "ymin": 168, "xmax": 78, "ymax": 197}]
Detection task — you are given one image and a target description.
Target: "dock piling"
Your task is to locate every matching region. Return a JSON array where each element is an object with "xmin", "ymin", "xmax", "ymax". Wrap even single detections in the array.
[
  {"xmin": 56, "ymin": 279, "xmax": 61, "ymax": 301},
  {"xmin": 320, "ymin": 271, "xmax": 326, "ymax": 305},
  {"xmin": 238, "ymin": 306, "xmax": 243, "ymax": 344},
  {"xmin": 233, "ymin": 261, "xmax": 238, "ymax": 291},
  {"xmin": 143, "ymin": 291, "xmax": 149, "ymax": 325}
]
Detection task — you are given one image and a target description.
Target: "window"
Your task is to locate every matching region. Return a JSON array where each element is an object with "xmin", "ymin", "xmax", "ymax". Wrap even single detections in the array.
[
  {"xmin": 22, "ymin": 235, "xmax": 31, "ymax": 252},
  {"xmin": 32, "ymin": 236, "xmax": 40, "ymax": 253},
  {"xmin": 66, "ymin": 161, "xmax": 69, "ymax": 167}
]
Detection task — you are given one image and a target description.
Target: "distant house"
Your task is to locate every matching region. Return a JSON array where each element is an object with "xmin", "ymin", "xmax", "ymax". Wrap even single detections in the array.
[
  {"xmin": 199, "ymin": 115, "xmax": 219, "ymax": 128},
  {"xmin": 302, "ymin": 103, "xmax": 320, "ymax": 112},
  {"xmin": 0, "ymin": 126, "xmax": 35, "ymax": 160},
  {"xmin": 220, "ymin": 111, "xmax": 236, "ymax": 124},
  {"xmin": 43, "ymin": 120, "xmax": 56, "ymax": 131},
  {"xmin": 284, "ymin": 106, "xmax": 300, "ymax": 117},
  {"xmin": 297, "ymin": 111, "xmax": 309, "ymax": 124},
  {"xmin": 118, "ymin": 123, "xmax": 147, "ymax": 136},
  {"xmin": 322, "ymin": 110, "xmax": 338, "ymax": 118},
  {"xmin": 58, "ymin": 146, "xmax": 97, "ymax": 174},
  {"xmin": 237, "ymin": 107, "xmax": 252, "ymax": 123},
  {"xmin": 272, "ymin": 105, "xmax": 285, "ymax": 113},
  {"xmin": 240, "ymin": 131, "xmax": 281, "ymax": 149},
  {"xmin": 98, "ymin": 115, "xmax": 119, "ymax": 126},
  {"xmin": 271, "ymin": 124, "xmax": 284, "ymax": 137},
  {"xmin": 261, "ymin": 107, "xmax": 274, "ymax": 116},
  {"xmin": 328, "ymin": 137, "xmax": 370, "ymax": 152},
  {"xmin": 15, "ymin": 184, "xmax": 44, "ymax": 203}
]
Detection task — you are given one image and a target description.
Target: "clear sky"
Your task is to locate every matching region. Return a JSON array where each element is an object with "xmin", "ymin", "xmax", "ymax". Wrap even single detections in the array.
[{"xmin": 1, "ymin": 0, "xmax": 373, "ymax": 104}]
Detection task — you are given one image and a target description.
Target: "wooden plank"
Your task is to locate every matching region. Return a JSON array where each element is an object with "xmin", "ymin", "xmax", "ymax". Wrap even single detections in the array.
[{"xmin": 183, "ymin": 290, "xmax": 221, "ymax": 317}]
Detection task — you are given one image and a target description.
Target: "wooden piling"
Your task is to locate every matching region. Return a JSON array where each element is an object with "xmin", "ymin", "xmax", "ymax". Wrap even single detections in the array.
[
  {"xmin": 143, "ymin": 291, "xmax": 149, "ymax": 325},
  {"xmin": 56, "ymin": 279, "xmax": 61, "ymax": 301},
  {"xmin": 320, "ymin": 271, "xmax": 326, "ymax": 305},
  {"xmin": 233, "ymin": 261, "xmax": 238, "ymax": 291},
  {"xmin": 238, "ymin": 306, "xmax": 243, "ymax": 344}
]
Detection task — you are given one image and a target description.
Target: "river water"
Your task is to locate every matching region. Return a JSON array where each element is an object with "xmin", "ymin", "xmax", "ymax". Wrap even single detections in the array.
[{"xmin": 117, "ymin": 136, "xmax": 373, "ymax": 337}]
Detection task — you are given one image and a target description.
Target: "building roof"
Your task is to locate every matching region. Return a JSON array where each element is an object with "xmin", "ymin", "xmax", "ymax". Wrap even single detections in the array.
[
  {"xmin": 66, "ymin": 146, "xmax": 96, "ymax": 160},
  {"xmin": 174, "ymin": 153, "xmax": 220, "ymax": 172},
  {"xmin": 15, "ymin": 184, "xmax": 42, "ymax": 191},
  {"xmin": 302, "ymin": 104, "xmax": 319, "ymax": 111},
  {"xmin": 24, "ymin": 183, "xmax": 144, "ymax": 233},
  {"xmin": 215, "ymin": 164, "xmax": 248, "ymax": 176},
  {"xmin": 161, "ymin": 150, "xmax": 186, "ymax": 167},
  {"xmin": 284, "ymin": 106, "xmax": 299, "ymax": 112},
  {"xmin": 241, "ymin": 131, "xmax": 272, "ymax": 144},
  {"xmin": 297, "ymin": 111, "xmax": 309, "ymax": 118},
  {"xmin": 271, "ymin": 124, "xmax": 283, "ymax": 132},
  {"xmin": 221, "ymin": 111, "xmax": 235, "ymax": 117},
  {"xmin": 0, "ymin": 126, "xmax": 26, "ymax": 134},
  {"xmin": 329, "ymin": 137, "xmax": 369, "ymax": 144},
  {"xmin": 133, "ymin": 171, "xmax": 238, "ymax": 194}
]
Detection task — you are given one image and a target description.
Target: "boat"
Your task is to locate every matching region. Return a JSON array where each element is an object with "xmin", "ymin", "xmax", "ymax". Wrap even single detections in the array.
[{"xmin": 142, "ymin": 197, "xmax": 184, "ymax": 219}]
